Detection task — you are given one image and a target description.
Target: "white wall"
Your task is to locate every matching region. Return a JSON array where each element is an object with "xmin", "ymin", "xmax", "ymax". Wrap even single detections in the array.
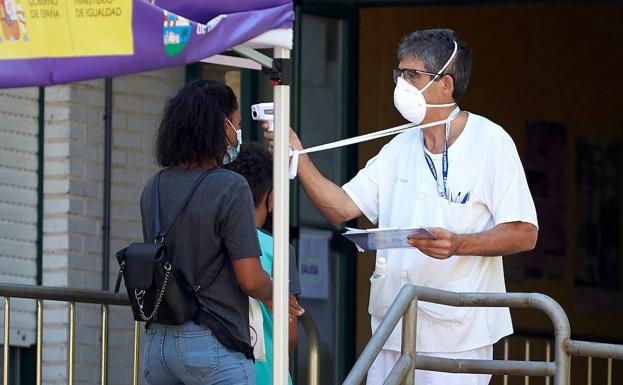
[
  {"xmin": 0, "ymin": 87, "xmax": 40, "ymax": 347},
  {"xmin": 0, "ymin": 66, "xmax": 185, "ymax": 384}
]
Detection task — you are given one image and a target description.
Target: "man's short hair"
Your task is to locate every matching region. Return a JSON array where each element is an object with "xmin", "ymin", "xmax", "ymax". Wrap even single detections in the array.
[
  {"xmin": 225, "ymin": 143, "xmax": 273, "ymax": 208},
  {"xmin": 398, "ymin": 29, "xmax": 471, "ymax": 101}
]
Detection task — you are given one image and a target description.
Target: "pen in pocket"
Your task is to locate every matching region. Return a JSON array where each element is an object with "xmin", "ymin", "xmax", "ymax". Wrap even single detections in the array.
[{"xmin": 461, "ymin": 192, "xmax": 470, "ymax": 204}]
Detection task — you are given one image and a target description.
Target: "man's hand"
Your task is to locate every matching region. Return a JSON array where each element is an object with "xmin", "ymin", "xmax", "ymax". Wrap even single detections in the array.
[
  {"xmin": 262, "ymin": 123, "xmax": 303, "ymax": 154},
  {"xmin": 408, "ymin": 227, "xmax": 459, "ymax": 260},
  {"xmin": 407, "ymin": 222, "xmax": 538, "ymax": 258},
  {"xmin": 261, "ymin": 121, "xmax": 363, "ymax": 225}
]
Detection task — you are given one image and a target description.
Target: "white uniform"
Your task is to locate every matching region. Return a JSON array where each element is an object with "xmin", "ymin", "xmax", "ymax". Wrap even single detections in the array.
[{"xmin": 342, "ymin": 112, "xmax": 538, "ymax": 384}]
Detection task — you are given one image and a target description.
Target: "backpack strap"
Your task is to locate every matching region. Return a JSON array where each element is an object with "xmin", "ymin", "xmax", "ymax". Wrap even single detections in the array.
[
  {"xmin": 192, "ymin": 254, "xmax": 228, "ymax": 293},
  {"xmin": 153, "ymin": 170, "xmax": 163, "ymax": 242},
  {"xmin": 154, "ymin": 168, "xmax": 217, "ymax": 243}
]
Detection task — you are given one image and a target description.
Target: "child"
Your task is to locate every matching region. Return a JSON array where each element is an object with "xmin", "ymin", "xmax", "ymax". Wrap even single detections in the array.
[{"xmin": 227, "ymin": 143, "xmax": 304, "ymax": 385}]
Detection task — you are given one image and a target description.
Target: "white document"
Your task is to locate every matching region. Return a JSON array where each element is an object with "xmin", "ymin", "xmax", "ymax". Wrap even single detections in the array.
[
  {"xmin": 248, "ymin": 298, "xmax": 266, "ymax": 362},
  {"xmin": 343, "ymin": 227, "xmax": 437, "ymax": 252}
]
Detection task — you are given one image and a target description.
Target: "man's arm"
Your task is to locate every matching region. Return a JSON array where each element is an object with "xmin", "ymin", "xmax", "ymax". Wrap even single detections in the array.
[
  {"xmin": 408, "ymin": 222, "xmax": 538, "ymax": 259},
  {"xmin": 297, "ymin": 153, "xmax": 362, "ymax": 225},
  {"xmin": 265, "ymin": 128, "xmax": 361, "ymax": 225}
]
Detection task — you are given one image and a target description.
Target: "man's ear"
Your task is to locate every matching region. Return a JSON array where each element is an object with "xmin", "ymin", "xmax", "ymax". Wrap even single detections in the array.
[
  {"xmin": 441, "ymin": 74, "xmax": 455, "ymax": 100},
  {"xmin": 267, "ymin": 191, "xmax": 274, "ymax": 212}
]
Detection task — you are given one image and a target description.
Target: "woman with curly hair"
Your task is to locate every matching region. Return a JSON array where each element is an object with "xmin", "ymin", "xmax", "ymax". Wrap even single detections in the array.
[{"xmin": 140, "ymin": 80, "xmax": 277, "ymax": 385}]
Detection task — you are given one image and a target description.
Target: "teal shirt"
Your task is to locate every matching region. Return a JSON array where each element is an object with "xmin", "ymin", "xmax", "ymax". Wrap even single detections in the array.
[{"xmin": 254, "ymin": 229, "xmax": 294, "ymax": 385}]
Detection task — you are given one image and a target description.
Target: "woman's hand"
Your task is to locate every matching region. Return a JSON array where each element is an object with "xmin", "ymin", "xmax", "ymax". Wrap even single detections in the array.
[
  {"xmin": 289, "ymin": 294, "xmax": 305, "ymax": 318},
  {"xmin": 262, "ymin": 294, "xmax": 305, "ymax": 322}
]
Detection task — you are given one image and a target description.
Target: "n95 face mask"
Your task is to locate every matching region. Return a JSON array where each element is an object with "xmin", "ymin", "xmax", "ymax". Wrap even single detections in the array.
[{"xmin": 393, "ymin": 41, "xmax": 459, "ymax": 124}]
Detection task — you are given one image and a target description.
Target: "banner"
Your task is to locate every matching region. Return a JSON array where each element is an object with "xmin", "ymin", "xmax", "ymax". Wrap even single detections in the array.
[{"xmin": 0, "ymin": 0, "xmax": 293, "ymax": 88}]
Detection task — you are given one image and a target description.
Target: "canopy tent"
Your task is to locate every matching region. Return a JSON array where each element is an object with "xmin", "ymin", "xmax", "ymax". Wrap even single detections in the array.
[
  {"xmin": 0, "ymin": 0, "xmax": 293, "ymax": 86},
  {"xmin": 0, "ymin": 0, "xmax": 294, "ymax": 383}
]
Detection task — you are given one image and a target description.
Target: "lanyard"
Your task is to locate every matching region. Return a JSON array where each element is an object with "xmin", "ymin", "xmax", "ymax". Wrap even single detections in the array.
[
  {"xmin": 288, "ymin": 116, "xmax": 458, "ymax": 179},
  {"xmin": 423, "ymin": 107, "xmax": 460, "ymax": 200}
]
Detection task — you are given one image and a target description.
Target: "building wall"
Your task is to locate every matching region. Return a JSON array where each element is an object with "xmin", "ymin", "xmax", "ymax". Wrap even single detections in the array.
[
  {"xmin": 356, "ymin": 0, "xmax": 623, "ymax": 371},
  {"xmin": 0, "ymin": 67, "xmax": 187, "ymax": 385},
  {"xmin": 106, "ymin": 68, "xmax": 184, "ymax": 384},
  {"xmin": 0, "ymin": 87, "xmax": 40, "ymax": 347}
]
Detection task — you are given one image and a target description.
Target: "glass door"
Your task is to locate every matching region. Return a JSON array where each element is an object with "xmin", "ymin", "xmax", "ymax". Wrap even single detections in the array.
[{"xmin": 293, "ymin": 7, "xmax": 358, "ymax": 385}]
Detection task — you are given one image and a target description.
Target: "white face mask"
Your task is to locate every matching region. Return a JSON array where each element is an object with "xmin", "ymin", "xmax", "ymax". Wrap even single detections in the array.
[
  {"xmin": 393, "ymin": 41, "xmax": 459, "ymax": 124},
  {"xmin": 223, "ymin": 118, "xmax": 242, "ymax": 165}
]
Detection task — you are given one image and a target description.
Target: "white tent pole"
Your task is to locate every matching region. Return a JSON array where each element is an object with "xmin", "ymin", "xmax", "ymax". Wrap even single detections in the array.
[
  {"xmin": 233, "ymin": 46, "xmax": 274, "ymax": 69},
  {"xmin": 272, "ymin": 46, "xmax": 291, "ymax": 385}
]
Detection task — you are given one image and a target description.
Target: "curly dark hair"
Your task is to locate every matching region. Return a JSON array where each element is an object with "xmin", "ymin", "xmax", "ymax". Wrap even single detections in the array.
[
  {"xmin": 156, "ymin": 80, "xmax": 239, "ymax": 167},
  {"xmin": 225, "ymin": 143, "xmax": 273, "ymax": 208}
]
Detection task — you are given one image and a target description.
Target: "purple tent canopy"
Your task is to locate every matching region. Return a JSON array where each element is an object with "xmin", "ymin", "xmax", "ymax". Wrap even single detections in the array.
[{"xmin": 0, "ymin": 0, "xmax": 293, "ymax": 88}]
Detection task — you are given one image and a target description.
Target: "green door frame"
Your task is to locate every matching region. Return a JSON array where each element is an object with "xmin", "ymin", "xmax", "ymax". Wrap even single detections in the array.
[
  {"xmin": 294, "ymin": 3, "xmax": 360, "ymax": 382},
  {"xmin": 240, "ymin": 70, "xmax": 260, "ymax": 142}
]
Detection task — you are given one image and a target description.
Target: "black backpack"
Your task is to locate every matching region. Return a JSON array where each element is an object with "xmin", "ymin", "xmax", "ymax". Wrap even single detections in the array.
[{"xmin": 114, "ymin": 168, "xmax": 217, "ymax": 324}]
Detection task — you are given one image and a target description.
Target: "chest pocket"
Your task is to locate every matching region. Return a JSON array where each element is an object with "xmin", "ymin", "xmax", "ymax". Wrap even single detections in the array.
[
  {"xmin": 435, "ymin": 199, "xmax": 475, "ymax": 234},
  {"xmin": 426, "ymin": 191, "xmax": 491, "ymax": 235}
]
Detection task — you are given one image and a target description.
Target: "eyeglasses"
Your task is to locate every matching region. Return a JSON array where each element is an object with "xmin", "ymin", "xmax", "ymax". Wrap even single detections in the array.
[{"xmin": 392, "ymin": 68, "xmax": 445, "ymax": 84}]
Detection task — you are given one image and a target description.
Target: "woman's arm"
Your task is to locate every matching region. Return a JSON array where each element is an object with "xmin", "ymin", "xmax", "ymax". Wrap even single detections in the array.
[{"xmin": 232, "ymin": 257, "xmax": 272, "ymax": 303}]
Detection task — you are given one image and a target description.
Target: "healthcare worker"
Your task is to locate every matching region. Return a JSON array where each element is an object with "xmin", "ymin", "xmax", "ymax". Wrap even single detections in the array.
[{"xmin": 265, "ymin": 29, "xmax": 538, "ymax": 385}]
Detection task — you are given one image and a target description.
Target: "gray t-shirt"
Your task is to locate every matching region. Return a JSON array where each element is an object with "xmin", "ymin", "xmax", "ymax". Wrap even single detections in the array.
[{"xmin": 140, "ymin": 167, "xmax": 261, "ymax": 354}]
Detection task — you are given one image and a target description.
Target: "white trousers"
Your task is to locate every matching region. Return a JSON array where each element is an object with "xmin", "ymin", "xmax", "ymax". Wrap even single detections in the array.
[{"xmin": 366, "ymin": 345, "xmax": 493, "ymax": 385}]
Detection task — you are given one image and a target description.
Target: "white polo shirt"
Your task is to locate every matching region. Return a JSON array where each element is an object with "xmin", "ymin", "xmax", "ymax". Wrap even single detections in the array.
[{"xmin": 342, "ymin": 112, "xmax": 538, "ymax": 353}]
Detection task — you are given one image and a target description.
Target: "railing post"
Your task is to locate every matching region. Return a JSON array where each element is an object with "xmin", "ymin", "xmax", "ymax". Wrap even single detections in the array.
[
  {"xmin": 101, "ymin": 305, "xmax": 108, "ymax": 385},
  {"xmin": 607, "ymin": 358, "xmax": 612, "ymax": 385},
  {"xmin": 545, "ymin": 341, "xmax": 551, "ymax": 385},
  {"xmin": 401, "ymin": 294, "xmax": 418, "ymax": 385},
  {"xmin": 3, "ymin": 297, "xmax": 9, "ymax": 385},
  {"xmin": 133, "ymin": 321, "xmax": 140, "ymax": 385},
  {"xmin": 300, "ymin": 313, "xmax": 320, "ymax": 385},
  {"xmin": 343, "ymin": 286, "xmax": 417, "ymax": 385},
  {"xmin": 554, "ymin": 334, "xmax": 570, "ymax": 385},
  {"xmin": 526, "ymin": 293, "xmax": 570, "ymax": 385},
  {"xmin": 69, "ymin": 302, "xmax": 75, "ymax": 385},
  {"xmin": 383, "ymin": 355, "xmax": 412, "ymax": 385},
  {"xmin": 586, "ymin": 357, "xmax": 592, "ymax": 385},
  {"xmin": 36, "ymin": 300, "xmax": 43, "ymax": 385},
  {"xmin": 503, "ymin": 338, "xmax": 509, "ymax": 385},
  {"xmin": 525, "ymin": 339, "xmax": 530, "ymax": 385}
]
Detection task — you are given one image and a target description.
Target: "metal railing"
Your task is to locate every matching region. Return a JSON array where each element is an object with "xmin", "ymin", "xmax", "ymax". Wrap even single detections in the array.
[
  {"xmin": 300, "ymin": 312, "xmax": 320, "ymax": 385},
  {"xmin": 501, "ymin": 335, "xmax": 622, "ymax": 385},
  {"xmin": 0, "ymin": 283, "xmax": 321, "ymax": 385},
  {"xmin": 344, "ymin": 284, "xmax": 623, "ymax": 385},
  {"xmin": 0, "ymin": 283, "xmax": 137, "ymax": 385}
]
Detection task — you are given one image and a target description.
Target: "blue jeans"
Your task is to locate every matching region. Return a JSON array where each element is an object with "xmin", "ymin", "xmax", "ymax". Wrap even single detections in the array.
[{"xmin": 144, "ymin": 321, "xmax": 255, "ymax": 385}]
